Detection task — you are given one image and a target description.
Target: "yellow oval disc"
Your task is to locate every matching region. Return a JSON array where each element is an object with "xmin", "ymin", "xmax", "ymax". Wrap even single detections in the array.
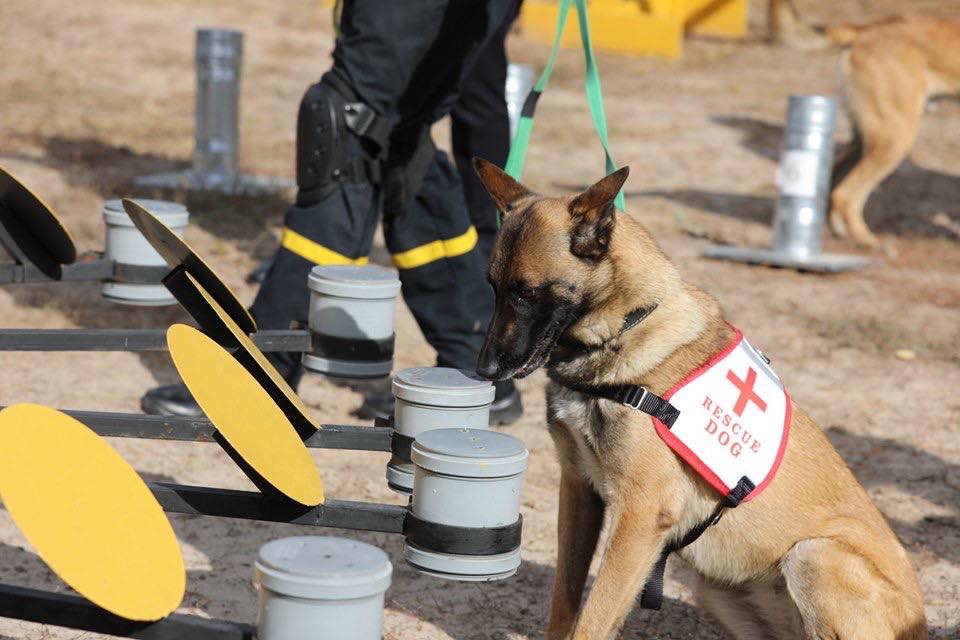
[
  {"xmin": 181, "ymin": 270, "xmax": 321, "ymax": 436},
  {"xmin": 122, "ymin": 198, "xmax": 256, "ymax": 335},
  {"xmin": 166, "ymin": 324, "xmax": 324, "ymax": 506},
  {"xmin": 0, "ymin": 404, "xmax": 184, "ymax": 621}
]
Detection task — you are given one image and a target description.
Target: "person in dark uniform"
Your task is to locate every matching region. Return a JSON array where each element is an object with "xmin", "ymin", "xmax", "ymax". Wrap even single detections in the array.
[{"xmin": 142, "ymin": 0, "xmax": 523, "ymax": 425}]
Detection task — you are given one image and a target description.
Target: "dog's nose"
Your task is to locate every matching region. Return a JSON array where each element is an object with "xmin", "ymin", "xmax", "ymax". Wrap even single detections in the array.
[{"xmin": 476, "ymin": 344, "xmax": 500, "ymax": 380}]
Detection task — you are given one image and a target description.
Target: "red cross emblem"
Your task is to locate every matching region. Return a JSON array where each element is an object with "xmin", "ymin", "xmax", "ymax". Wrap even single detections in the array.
[{"xmin": 726, "ymin": 367, "xmax": 768, "ymax": 417}]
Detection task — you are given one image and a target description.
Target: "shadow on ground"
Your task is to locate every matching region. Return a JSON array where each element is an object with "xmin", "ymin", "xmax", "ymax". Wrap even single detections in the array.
[
  {"xmin": 27, "ymin": 135, "xmax": 292, "ymax": 256},
  {"xmin": 827, "ymin": 427, "xmax": 960, "ymax": 566}
]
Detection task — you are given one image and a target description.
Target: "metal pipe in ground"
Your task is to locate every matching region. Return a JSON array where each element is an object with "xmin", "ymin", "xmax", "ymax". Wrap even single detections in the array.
[
  {"xmin": 704, "ymin": 94, "xmax": 872, "ymax": 272},
  {"xmin": 505, "ymin": 63, "xmax": 535, "ymax": 142},
  {"xmin": 194, "ymin": 29, "xmax": 243, "ymax": 188},
  {"xmin": 772, "ymin": 95, "xmax": 836, "ymax": 257},
  {"xmin": 134, "ymin": 28, "xmax": 293, "ymax": 195}
]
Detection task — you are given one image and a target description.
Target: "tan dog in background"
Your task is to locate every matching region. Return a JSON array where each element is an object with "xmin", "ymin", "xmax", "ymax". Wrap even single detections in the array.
[
  {"xmin": 771, "ymin": 0, "xmax": 960, "ymax": 249},
  {"xmin": 472, "ymin": 158, "xmax": 926, "ymax": 639}
]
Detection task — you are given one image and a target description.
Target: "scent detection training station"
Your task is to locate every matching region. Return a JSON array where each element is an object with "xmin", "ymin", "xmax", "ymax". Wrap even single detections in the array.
[{"xmin": 0, "ymin": 0, "xmax": 910, "ymax": 638}]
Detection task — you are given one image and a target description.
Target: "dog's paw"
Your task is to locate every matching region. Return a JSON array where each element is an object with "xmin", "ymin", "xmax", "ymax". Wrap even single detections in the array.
[
  {"xmin": 828, "ymin": 212, "xmax": 848, "ymax": 238},
  {"xmin": 880, "ymin": 238, "xmax": 899, "ymax": 259}
]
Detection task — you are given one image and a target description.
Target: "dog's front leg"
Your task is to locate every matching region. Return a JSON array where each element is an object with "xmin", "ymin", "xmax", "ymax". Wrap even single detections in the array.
[
  {"xmin": 545, "ymin": 465, "xmax": 605, "ymax": 640},
  {"xmin": 569, "ymin": 483, "xmax": 676, "ymax": 640}
]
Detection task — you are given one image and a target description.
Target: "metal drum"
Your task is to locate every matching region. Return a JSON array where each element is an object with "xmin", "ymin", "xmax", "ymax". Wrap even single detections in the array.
[
  {"xmin": 302, "ymin": 265, "xmax": 401, "ymax": 379},
  {"xmin": 386, "ymin": 368, "xmax": 494, "ymax": 494},
  {"xmin": 255, "ymin": 536, "xmax": 392, "ymax": 640},
  {"xmin": 101, "ymin": 199, "xmax": 188, "ymax": 306},
  {"xmin": 404, "ymin": 428, "xmax": 527, "ymax": 581}
]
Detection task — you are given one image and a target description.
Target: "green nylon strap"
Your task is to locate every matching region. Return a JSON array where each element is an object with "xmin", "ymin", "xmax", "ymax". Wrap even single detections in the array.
[{"xmin": 503, "ymin": 0, "xmax": 626, "ymax": 214}]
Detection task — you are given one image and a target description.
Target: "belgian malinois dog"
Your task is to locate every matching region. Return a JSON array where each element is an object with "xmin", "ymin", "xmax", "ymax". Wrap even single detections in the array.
[
  {"xmin": 472, "ymin": 158, "xmax": 926, "ymax": 639},
  {"xmin": 771, "ymin": 0, "xmax": 960, "ymax": 249}
]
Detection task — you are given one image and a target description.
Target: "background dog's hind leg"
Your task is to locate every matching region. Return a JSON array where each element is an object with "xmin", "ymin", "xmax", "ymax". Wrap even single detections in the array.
[
  {"xmin": 830, "ymin": 127, "xmax": 863, "ymax": 196},
  {"xmin": 829, "ymin": 47, "xmax": 927, "ymax": 247},
  {"xmin": 781, "ymin": 538, "xmax": 927, "ymax": 640}
]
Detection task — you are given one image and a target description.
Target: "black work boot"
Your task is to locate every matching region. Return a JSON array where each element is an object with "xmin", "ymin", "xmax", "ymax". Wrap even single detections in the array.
[
  {"xmin": 356, "ymin": 379, "xmax": 523, "ymax": 426},
  {"xmin": 141, "ymin": 366, "xmax": 304, "ymax": 417},
  {"xmin": 140, "ymin": 383, "xmax": 203, "ymax": 417}
]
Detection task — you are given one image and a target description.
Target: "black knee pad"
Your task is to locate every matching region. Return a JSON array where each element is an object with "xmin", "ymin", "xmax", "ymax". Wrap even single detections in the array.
[{"xmin": 295, "ymin": 80, "xmax": 389, "ymax": 204}]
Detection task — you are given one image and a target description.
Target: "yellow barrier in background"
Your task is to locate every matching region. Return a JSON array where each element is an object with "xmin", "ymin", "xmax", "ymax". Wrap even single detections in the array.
[{"xmin": 520, "ymin": 0, "xmax": 749, "ymax": 59}]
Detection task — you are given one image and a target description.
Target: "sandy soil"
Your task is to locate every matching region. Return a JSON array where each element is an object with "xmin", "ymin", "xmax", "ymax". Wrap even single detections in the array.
[{"xmin": 0, "ymin": 0, "xmax": 958, "ymax": 638}]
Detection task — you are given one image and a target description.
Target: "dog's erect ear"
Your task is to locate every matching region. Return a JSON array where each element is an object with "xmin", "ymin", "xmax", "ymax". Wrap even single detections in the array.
[
  {"xmin": 568, "ymin": 167, "xmax": 629, "ymax": 260},
  {"xmin": 472, "ymin": 157, "xmax": 533, "ymax": 215}
]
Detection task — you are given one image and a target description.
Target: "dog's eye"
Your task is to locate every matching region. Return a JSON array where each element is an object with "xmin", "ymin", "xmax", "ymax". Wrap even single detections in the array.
[{"xmin": 516, "ymin": 286, "xmax": 538, "ymax": 300}]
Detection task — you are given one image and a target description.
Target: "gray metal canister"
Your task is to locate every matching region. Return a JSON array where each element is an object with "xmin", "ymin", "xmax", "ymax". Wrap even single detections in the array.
[
  {"xmin": 255, "ymin": 536, "xmax": 392, "ymax": 640},
  {"xmin": 302, "ymin": 265, "xmax": 401, "ymax": 378},
  {"xmin": 194, "ymin": 28, "xmax": 243, "ymax": 189},
  {"xmin": 386, "ymin": 368, "xmax": 495, "ymax": 493},
  {"xmin": 505, "ymin": 63, "xmax": 535, "ymax": 142},
  {"xmin": 101, "ymin": 199, "xmax": 188, "ymax": 306},
  {"xmin": 772, "ymin": 95, "xmax": 837, "ymax": 258},
  {"xmin": 404, "ymin": 428, "xmax": 528, "ymax": 581}
]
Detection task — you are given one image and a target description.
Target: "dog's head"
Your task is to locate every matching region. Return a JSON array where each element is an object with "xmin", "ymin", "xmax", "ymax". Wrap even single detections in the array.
[{"xmin": 472, "ymin": 158, "xmax": 631, "ymax": 381}]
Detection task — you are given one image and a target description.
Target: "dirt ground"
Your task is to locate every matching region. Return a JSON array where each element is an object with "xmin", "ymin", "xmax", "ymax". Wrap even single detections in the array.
[{"xmin": 0, "ymin": 0, "xmax": 958, "ymax": 638}]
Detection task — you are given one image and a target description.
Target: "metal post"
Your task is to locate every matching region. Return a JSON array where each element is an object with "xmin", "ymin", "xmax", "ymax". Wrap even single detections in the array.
[
  {"xmin": 505, "ymin": 63, "xmax": 535, "ymax": 142},
  {"xmin": 194, "ymin": 29, "xmax": 243, "ymax": 189},
  {"xmin": 772, "ymin": 95, "xmax": 835, "ymax": 257},
  {"xmin": 704, "ymin": 94, "xmax": 872, "ymax": 272},
  {"xmin": 135, "ymin": 30, "xmax": 293, "ymax": 195}
]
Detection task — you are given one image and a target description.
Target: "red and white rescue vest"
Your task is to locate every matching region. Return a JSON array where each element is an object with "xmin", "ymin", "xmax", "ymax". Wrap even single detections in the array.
[{"xmin": 651, "ymin": 327, "xmax": 791, "ymax": 501}]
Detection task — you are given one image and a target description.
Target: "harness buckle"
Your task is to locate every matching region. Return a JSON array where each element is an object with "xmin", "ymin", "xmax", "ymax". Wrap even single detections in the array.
[{"xmin": 622, "ymin": 386, "xmax": 649, "ymax": 410}]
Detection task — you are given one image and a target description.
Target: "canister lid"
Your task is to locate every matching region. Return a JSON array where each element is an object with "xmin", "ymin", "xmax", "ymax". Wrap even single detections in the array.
[
  {"xmin": 307, "ymin": 265, "xmax": 401, "ymax": 299},
  {"xmin": 392, "ymin": 368, "xmax": 495, "ymax": 407},
  {"xmin": 255, "ymin": 536, "xmax": 392, "ymax": 600},
  {"xmin": 103, "ymin": 200, "xmax": 189, "ymax": 228},
  {"xmin": 411, "ymin": 428, "xmax": 528, "ymax": 478}
]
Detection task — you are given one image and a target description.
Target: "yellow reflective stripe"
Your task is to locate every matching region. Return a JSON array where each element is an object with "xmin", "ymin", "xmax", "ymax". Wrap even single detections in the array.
[
  {"xmin": 281, "ymin": 228, "xmax": 368, "ymax": 265},
  {"xmin": 391, "ymin": 226, "xmax": 478, "ymax": 270}
]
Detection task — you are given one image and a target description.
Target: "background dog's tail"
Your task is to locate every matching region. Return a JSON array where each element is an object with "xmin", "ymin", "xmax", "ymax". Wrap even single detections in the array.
[{"xmin": 768, "ymin": 0, "xmax": 861, "ymax": 50}]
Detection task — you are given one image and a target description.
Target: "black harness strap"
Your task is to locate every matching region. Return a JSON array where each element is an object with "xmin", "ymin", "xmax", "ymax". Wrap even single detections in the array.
[
  {"xmin": 639, "ymin": 476, "xmax": 754, "ymax": 610},
  {"xmin": 556, "ymin": 380, "xmax": 681, "ymax": 428}
]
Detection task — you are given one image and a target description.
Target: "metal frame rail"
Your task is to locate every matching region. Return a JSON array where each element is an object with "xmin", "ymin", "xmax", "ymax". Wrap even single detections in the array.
[
  {"xmin": 0, "ymin": 328, "xmax": 311, "ymax": 353},
  {"xmin": 0, "ymin": 584, "xmax": 255, "ymax": 640}
]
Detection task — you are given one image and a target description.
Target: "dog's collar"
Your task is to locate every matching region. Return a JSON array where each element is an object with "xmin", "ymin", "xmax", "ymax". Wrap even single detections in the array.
[{"xmin": 557, "ymin": 304, "xmax": 657, "ymax": 353}]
